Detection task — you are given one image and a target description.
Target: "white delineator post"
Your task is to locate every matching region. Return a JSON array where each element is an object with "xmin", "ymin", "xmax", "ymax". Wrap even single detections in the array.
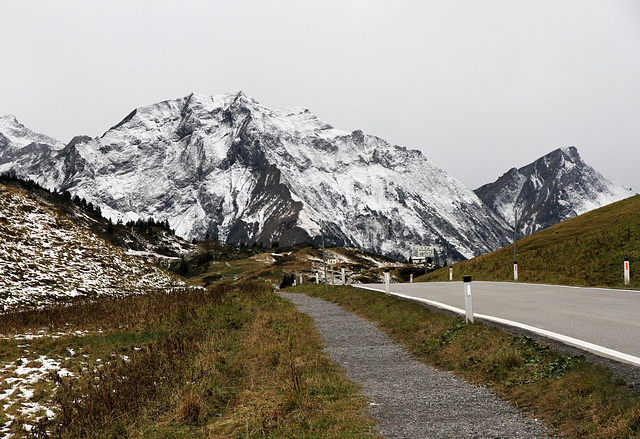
[
  {"xmin": 315, "ymin": 272, "xmax": 319, "ymax": 284},
  {"xmin": 514, "ymin": 261, "xmax": 518, "ymax": 281},
  {"xmin": 410, "ymin": 273, "xmax": 413, "ymax": 283},
  {"xmin": 624, "ymin": 258, "xmax": 630, "ymax": 286},
  {"xmin": 449, "ymin": 266, "xmax": 453, "ymax": 281},
  {"xmin": 341, "ymin": 267, "xmax": 346, "ymax": 285},
  {"xmin": 299, "ymin": 273, "xmax": 303, "ymax": 285},
  {"xmin": 463, "ymin": 275, "xmax": 474, "ymax": 324},
  {"xmin": 384, "ymin": 269, "xmax": 391, "ymax": 295}
]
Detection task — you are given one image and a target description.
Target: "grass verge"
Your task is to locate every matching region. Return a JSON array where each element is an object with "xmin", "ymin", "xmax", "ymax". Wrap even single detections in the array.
[
  {"xmin": 426, "ymin": 195, "xmax": 640, "ymax": 289},
  {"xmin": 2, "ymin": 285, "xmax": 378, "ymax": 438},
  {"xmin": 296, "ymin": 284, "xmax": 640, "ymax": 438}
]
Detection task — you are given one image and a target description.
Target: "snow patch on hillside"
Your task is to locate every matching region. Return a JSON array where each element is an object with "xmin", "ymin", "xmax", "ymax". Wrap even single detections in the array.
[{"xmin": 0, "ymin": 184, "xmax": 185, "ymax": 311}]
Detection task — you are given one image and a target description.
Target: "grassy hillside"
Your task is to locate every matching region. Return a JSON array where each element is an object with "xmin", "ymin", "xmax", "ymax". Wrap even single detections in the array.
[
  {"xmin": 427, "ymin": 195, "xmax": 640, "ymax": 289},
  {"xmin": 0, "ymin": 174, "xmax": 195, "ymax": 266},
  {"xmin": 0, "ymin": 183, "xmax": 186, "ymax": 311}
]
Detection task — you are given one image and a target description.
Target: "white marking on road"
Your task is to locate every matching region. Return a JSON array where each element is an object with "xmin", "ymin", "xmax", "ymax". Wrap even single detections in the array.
[{"xmin": 358, "ymin": 285, "xmax": 640, "ymax": 367}]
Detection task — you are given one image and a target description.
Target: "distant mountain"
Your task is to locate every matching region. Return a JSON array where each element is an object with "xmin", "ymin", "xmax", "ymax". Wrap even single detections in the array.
[
  {"xmin": 0, "ymin": 92, "xmax": 511, "ymax": 262},
  {"xmin": 0, "ymin": 183, "xmax": 186, "ymax": 311},
  {"xmin": 475, "ymin": 147, "xmax": 635, "ymax": 236}
]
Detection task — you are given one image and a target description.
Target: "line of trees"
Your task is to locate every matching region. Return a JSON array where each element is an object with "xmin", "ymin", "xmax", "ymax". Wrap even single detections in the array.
[{"xmin": 0, "ymin": 172, "xmax": 174, "ymax": 235}]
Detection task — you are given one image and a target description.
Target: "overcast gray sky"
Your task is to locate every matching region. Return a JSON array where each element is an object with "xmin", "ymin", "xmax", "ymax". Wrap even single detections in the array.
[{"xmin": 2, "ymin": 0, "xmax": 639, "ymax": 191}]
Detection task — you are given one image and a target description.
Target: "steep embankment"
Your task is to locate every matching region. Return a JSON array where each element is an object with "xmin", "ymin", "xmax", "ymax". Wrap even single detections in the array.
[
  {"xmin": 0, "ymin": 183, "xmax": 185, "ymax": 310},
  {"xmin": 428, "ymin": 194, "xmax": 640, "ymax": 288}
]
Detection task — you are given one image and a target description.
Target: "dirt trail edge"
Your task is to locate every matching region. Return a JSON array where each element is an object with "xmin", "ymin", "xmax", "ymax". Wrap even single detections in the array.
[{"xmin": 278, "ymin": 292, "xmax": 553, "ymax": 439}]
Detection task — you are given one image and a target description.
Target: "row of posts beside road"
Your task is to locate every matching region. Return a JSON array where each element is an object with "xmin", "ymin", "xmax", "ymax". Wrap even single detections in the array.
[{"xmin": 315, "ymin": 267, "xmax": 345, "ymax": 285}]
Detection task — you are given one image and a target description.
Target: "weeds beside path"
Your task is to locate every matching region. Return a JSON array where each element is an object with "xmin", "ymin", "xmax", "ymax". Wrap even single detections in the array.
[
  {"xmin": 1, "ymin": 285, "xmax": 378, "ymax": 438},
  {"xmin": 295, "ymin": 284, "xmax": 640, "ymax": 439},
  {"xmin": 279, "ymin": 290, "xmax": 552, "ymax": 438}
]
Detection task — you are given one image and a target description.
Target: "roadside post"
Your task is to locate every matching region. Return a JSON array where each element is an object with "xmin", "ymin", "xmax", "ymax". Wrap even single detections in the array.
[
  {"xmin": 624, "ymin": 258, "xmax": 630, "ymax": 286},
  {"xmin": 449, "ymin": 266, "xmax": 453, "ymax": 281},
  {"xmin": 384, "ymin": 269, "xmax": 391, "ymax": 295},
  {"xmin": 315, "ymin": 272, "xmax": 319, "ymax": 284},
  {"xmin": 410, "ymin": 273, "xmax": 413, "ymax": 283},
  {"xmin": 463, "ymin": 275, "xmax": 474, "ymax": 324},
  {"xmin": 327, "ymin": 259, "xmax": 338, "ymax": 287},
  {"xmin": 299, "ymin": 273, "xmax": 303, "ymax": 286},
  {"xmin": 514, "ymin": 261, "xmax": 518, "ymax": 281},
  {"xmin": 341, "ymin": 267, "xmax": 346, "ymax": 285}
]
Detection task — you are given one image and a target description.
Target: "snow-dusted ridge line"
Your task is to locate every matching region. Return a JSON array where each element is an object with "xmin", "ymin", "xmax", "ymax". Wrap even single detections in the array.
[
  {"xmin": 475, "ymin": 146, "xmax": 635, "ymax": 236},
  {"xmin": 2, "ymin": 93, "xmax": 632, "ymax": 263},
  {"xmin": 0, "ymin": 91, "xmax": 514, "ymax": 263}
]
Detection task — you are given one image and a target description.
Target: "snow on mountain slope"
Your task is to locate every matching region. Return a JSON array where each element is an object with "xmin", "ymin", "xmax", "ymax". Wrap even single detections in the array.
[
  {"xmin": 0, "ymin": 183, "xmax": 185, "ymax": 311},
  {"xmin": 475, "ymin": 146, "xmax": 635, "ymax": 236},
  {"xmin": 0, "ymin": 115, "xmax": 64, "ymax": 150},
  {"xmin": 1, "ymin": 92, "xmax": 512, "ymax": 262}
]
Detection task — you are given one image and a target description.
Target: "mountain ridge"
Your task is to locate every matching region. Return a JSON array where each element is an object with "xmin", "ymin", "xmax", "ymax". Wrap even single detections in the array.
[
  {"xmin": 475, "ymin": 146, "xmax": 634, "ymax": 235},
  {"xmin": 1, "ymin": 92, "xmax": 632, "ymax": 262}
]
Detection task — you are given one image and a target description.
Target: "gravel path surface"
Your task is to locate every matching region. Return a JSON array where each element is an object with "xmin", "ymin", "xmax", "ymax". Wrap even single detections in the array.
[{"xmin": 278, "ymin": 292, "xmax": 553, "ymax": 439}]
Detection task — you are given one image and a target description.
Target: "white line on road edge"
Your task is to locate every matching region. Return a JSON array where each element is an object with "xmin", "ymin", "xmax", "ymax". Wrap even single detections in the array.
[{"xmin": 357, "ymin": 285, "xmax": 640, "ymax": 367}]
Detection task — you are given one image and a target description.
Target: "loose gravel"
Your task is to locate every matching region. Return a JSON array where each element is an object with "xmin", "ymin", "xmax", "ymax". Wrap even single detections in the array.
[{"xmin": 278, "ymin": 292, "xmax": 553, "ymax": 439}]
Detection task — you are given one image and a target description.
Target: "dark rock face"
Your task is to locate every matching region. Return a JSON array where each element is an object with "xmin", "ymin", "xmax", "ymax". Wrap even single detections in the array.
[{"xmin": 475, "ymin": 147, "xmax": 634, "ymax": 236}]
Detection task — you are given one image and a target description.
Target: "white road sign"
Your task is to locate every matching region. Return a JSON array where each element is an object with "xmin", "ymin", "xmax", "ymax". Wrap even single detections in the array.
[
  {"xmin": 417, "ymin": 246, "xmax": 435, "ymax": 257},
  {"xmin": 326, "ymin": 258, "xmax": 338, "ymax": 265}
]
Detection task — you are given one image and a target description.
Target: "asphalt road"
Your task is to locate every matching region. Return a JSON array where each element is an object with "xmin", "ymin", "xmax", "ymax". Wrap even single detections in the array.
[{"xmin": 357, "ymin": 282, "xmax": 640, "ymax": 366}]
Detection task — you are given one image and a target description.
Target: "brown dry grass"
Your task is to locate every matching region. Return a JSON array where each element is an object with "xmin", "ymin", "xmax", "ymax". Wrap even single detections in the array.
[{"xmin": 8, "ymin": 284, "xmax": 378, "ymax": 439}]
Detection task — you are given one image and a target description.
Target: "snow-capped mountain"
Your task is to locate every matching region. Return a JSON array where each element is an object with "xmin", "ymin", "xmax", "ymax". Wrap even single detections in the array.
[
  {"xmin": 0, "ymin": 92, "xmax": 512, "ymax": 262},
  {"xmin": 475, "ymin": 146, "xmax": 635, "ymax": 236}
]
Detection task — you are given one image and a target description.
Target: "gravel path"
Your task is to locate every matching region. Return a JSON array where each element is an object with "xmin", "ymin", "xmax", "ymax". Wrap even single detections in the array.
[{"xmin": 278, "ymin": 292, "xmax": 553, "ymax": 439}]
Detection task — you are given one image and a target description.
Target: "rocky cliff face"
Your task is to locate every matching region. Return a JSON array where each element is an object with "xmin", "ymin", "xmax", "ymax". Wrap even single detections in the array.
[
  {"xmin": 0, "ymin": 92, "xmax": 514, "ymax": 262},
  {"xmin": 475, "ymin": 146, "xmax": 634, "ymax": 236}
]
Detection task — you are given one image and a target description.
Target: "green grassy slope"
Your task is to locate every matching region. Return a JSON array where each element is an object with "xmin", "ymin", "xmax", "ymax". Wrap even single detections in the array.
[{"xmin": 427, "ymin": 195, "xmax": 640, "ymax": 289}]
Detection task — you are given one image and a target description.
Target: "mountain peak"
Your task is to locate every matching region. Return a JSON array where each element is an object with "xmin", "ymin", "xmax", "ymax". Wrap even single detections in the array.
[
  {"xmin": 0, "ymin": 115, "xmax": 64, "ymax": 150},
  {"xmin": 0, "ymin": 114, "xmax": 19, "ymax": 125},
  {"xmin": 476, "ymin": 146, "xmax": 634, "ymax": 235},
  {"xmin": 0, "ymin": 91, "xmax": 512, "ymax": 262}
]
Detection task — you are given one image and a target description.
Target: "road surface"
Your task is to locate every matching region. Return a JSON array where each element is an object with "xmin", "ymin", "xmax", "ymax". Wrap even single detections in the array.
[{"xmin": 356, "ymin": 281, "xmax": 640, "ymax": 366}]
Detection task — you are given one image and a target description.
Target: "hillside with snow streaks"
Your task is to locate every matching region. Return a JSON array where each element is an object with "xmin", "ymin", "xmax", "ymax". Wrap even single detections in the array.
[
  {"xmin": 475, "ymin": 147, "xmax": 635, "ymax": 236},
  {"xmin": 0, "ymin": 184, "xmax": 185, "ymax": 311},
  {"xmin": 0, "ymin": 92, "xmax": 513, "ymax": 262}
]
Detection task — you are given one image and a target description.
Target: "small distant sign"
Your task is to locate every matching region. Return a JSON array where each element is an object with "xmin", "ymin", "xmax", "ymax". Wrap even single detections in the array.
[
  {"xmin": 326, "ymin": 258, "xmax": 338, "ymax": 265},
  {"xmin": 417, "ymin": 246, "xmax": 434, "ymax": 257}
]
